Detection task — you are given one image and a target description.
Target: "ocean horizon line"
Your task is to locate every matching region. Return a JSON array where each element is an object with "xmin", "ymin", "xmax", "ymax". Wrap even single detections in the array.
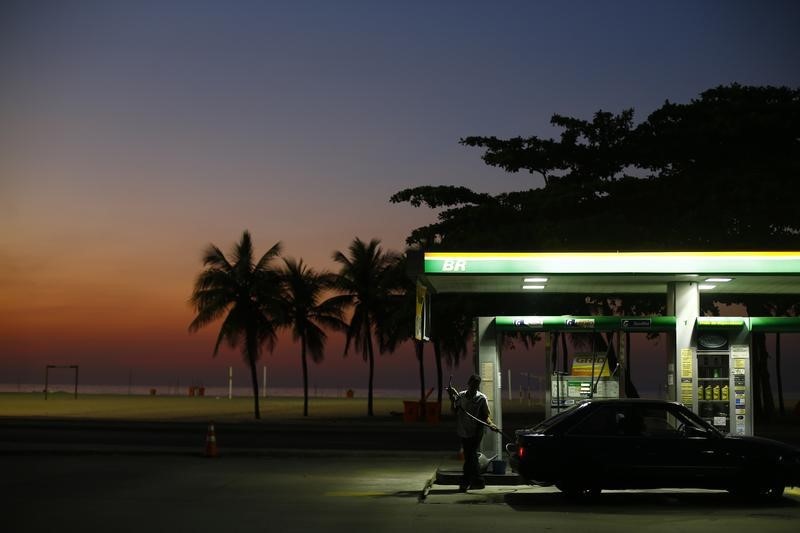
[
  {"xmin": 6, "ymin": 382, "xmax": 793, "ymax": 402},
  {"xmin": 0, "ymin": 383, "xmax": 441, "ymax": 399}
]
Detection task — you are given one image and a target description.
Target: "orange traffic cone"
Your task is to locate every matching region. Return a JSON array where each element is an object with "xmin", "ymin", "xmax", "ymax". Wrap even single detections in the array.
[{"xmin": 205, "ymin": 422, "xmax": 219, "ymax": 458}]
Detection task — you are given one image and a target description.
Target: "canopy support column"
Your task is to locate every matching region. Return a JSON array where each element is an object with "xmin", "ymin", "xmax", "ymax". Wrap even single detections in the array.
[
  {"xmin": 475, "ymin": 316, "xmax": 502, "ymax": 460},
  {"xmin": 667, "ymin": 282, "xmax": 699, "ymax": 404}
]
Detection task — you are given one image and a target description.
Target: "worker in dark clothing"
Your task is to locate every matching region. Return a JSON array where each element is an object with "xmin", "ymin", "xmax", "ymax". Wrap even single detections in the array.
[{"xmin": 448, "ymin": 373, "xmax": 496, "ymax": 492}]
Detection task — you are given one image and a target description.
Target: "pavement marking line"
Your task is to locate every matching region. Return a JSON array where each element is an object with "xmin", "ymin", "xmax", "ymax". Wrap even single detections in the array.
[{"xmin": 419, "ymin": 473, "xmax": 436, "ymax": 503}]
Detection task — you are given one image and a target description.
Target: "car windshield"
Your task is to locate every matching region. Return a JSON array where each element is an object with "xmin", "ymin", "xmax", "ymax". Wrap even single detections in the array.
[
  {"xmin": 522, "ymin": 401, "xmax": 724, "ymax": 437},
  {"xmin": 676, "ymin": 404, "xmax": 724, "ymax": 437}
]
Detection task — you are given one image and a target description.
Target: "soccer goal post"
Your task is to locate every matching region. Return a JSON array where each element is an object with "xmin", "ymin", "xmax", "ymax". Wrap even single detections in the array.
[{"xmin": 44, "ymin": 365, "xmax": 79, "ymax": 400}]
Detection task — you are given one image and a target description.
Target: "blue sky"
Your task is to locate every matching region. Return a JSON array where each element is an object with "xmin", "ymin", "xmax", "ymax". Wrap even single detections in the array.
[{"xmin": 1, "ymin": 0, "xmax": 799, "ymax": 391}]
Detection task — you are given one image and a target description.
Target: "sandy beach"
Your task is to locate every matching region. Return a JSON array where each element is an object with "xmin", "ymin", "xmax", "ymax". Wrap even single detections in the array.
[
  {"xmin": 3, "ymin": 392, "xmax": 798, "ymax": 447},
  {"xmin": 0, "ymin": 391, "xmax": 547, "ymax": 422}
]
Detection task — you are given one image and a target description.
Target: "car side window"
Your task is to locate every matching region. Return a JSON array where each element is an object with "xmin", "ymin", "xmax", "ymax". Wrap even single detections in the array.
[
  {"xmin": 567, "ymin": 405, "xmax": 627, "ymax": 436},
  {"xmin": 618, "ymin": 409, "xmax": 645, "ymax": 436},
  {"xmin": 638, "ymin": 405, "xmax": 681, "ymax": 437},
  {"xmin": 667, "ymin": 405, "xmax": 713, "ymax": 435}
]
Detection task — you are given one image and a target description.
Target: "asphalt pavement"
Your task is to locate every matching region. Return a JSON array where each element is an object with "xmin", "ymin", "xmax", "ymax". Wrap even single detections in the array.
[
  {"xmin": 4, "ymin": 452, "xmax": 800, "ymax": 533},
  {"xmin": 0, "ymin": 416, "xmax": 462, "ymax": 455},
  {"xmin": 4, "ymin": 413, "xmax": 800, "ymax": 533}
]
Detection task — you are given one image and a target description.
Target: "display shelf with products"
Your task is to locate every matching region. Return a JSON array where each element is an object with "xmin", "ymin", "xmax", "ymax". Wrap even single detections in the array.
[{"xmin": 697, "ymin": 352, "xmax": 730, "ymax": 432}]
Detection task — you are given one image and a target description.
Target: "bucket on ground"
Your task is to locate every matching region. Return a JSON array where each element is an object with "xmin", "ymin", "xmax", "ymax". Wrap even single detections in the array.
[{"xmin": 490, "ymin": 459, "xmax": 506, "ymax": 475}]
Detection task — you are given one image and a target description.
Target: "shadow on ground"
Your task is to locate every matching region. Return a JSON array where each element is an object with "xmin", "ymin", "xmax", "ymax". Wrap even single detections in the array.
[{"xmin": 504, "ymin": 491, "xmax": 800, "ymax": 513}]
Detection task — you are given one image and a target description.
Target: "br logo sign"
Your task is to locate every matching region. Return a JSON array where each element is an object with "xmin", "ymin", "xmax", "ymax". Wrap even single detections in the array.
[{"xmin": 441, "ymin": 260, "xmax": 467, "ymax": 272}]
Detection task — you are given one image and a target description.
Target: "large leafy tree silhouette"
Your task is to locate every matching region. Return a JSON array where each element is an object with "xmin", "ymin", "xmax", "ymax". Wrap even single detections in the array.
[{"xmin": 393, "ymin": 84, "xmax": 800, "ymax": 411}]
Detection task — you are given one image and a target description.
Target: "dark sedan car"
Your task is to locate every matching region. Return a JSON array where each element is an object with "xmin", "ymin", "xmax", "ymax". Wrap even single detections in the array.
[{"xmin": 508, "ymin": 399, "xmax": 800, "ymax": 499}]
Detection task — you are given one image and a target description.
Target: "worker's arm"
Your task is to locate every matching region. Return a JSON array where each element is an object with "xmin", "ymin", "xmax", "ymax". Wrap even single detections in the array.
[
  {"xmin": 447, "ymin": 386, "xmax": 461, "ymax": 412},
  {"xmin": 481, "ymin": 398, "xmax": 498, "ymax": 431}
]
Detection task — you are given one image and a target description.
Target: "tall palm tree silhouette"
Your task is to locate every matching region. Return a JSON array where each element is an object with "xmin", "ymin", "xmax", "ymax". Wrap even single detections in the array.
[
  {"xmin": 378, "ymin": 255, "xmax": 427, "ymax": 408},
  {"xmin": 279, "ymin": 258, "xmax": 346, "ymax": 417},
  {"xmin": 333, "ymin": 238, "xmax": 400, "ymax": 416},
  {"xmin": 430, "ymin": 295, "xmax": 472, "ymax": 404},
  {"xmin": 189, "ymin": 231, "xmax": 282, "ymax": 419}
]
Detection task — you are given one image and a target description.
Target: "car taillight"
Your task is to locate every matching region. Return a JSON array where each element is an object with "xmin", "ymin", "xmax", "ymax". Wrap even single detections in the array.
[{"xmin": 517, "ymin": 445, "xmax": 526, "ymax": 459}]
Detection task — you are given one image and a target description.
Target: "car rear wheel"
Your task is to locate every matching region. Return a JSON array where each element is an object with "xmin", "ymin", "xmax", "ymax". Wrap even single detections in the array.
[{"xmin": 555, "ymin": 482, "xmax": 601, "ymax": 499}]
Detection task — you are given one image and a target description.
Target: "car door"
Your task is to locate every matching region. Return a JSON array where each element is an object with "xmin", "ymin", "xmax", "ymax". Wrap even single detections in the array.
[
  {"xmin": 668, "ymin": 404, "xmax": 734, "ymax": 487},
  {"xmin": 561, "ymin": 403, "xmax": 640, "ymax": 489},
  {"xmin": 633, "ymin": 403, "xmax": 728, "ymax": 489}
]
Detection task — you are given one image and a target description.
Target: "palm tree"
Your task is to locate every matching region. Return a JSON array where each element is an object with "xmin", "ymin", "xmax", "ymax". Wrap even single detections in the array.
[
  {"xmin": 377, "ymin": 255, "xmax": 427, "ymax": 411},
  {"xmin": 429, "ymin": 294, "xmax": 471, "ymax": 405},
  {"xmin": 188, "ymin": 231, "xmax": 282, "ymax": 420},
  {"xmin": 333, "ymin": 238, "xmax": 400, "ymax": 416},
  {"xmin": 279, "ymin": 258, "xmax": 346, "ymax": 417}
]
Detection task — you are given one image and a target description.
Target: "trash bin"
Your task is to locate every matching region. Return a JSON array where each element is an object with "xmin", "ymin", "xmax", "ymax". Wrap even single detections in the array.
[
  {"xmin": 149, "ymin": 388, "xmax": 156, "ymax": 396},
  {"xmin": 198, "ymin": 387, "xmax": 205, "ymax": 397},
  {"xmin": 402, "ymin": 401, "xmax": 421, "ymax": 423},
  {"xmin": 188, "ymin": 387, "xmax": 195, "ymax": 397},
  {"xmin": 425, "ymin": 401, "xmax": 441, "ymax": 424}
]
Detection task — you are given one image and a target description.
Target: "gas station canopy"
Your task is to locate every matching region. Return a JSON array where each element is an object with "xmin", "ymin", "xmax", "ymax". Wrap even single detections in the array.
[
  {"xmin": 420, "ymin": 251, "xmax": 800, "ymax": 295},
  {"xmin": 415, "ymin": 251, "xmax": 800, "ymax": 452}
]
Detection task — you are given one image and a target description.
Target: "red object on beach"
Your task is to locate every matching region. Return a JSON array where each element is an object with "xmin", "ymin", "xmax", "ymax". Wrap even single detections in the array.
[
  {"xmin": 402, "ymin": 401, "xmax": 420, "ymax": 423},
  {"xmin": 425, "ymin": 402, "xmax": 441, "ymax": 424}
]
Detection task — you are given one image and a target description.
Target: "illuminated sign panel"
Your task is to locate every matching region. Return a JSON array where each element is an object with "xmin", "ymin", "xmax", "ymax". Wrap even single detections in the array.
[
  {"xmin": 424, "ymin": 252, "xmax": 800, "ymax": 275},
  {"xmin": 496, "ymin": 316, "xmax": 676, "ymax": 332},
  {"xmin": 696, "ymin": 317, "xmax": 746, "ymax": 328}
]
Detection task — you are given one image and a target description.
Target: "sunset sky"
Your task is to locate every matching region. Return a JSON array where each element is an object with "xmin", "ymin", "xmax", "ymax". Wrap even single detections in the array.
[{"xmin": 2, "ymin": 1, "xmax": 799, "ymax": 394}]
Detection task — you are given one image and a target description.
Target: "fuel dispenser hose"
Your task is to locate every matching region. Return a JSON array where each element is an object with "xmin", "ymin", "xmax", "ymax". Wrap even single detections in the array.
[
  {"xmin": 446, "ymin": 378, "xmax": 514, "ymax": 443},
  {"xmin": 458, "ymin": 403, "xmax": 514, "ymax": 443}
]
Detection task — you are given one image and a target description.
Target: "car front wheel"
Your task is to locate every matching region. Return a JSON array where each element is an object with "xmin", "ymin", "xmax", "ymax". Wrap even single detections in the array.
[{"xmin": 727, "ymin": 482, "xmax": 785, "ymax": 501}]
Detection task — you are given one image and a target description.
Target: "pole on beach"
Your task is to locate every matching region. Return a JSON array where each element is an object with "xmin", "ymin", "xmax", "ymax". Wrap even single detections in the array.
[{"xmin": 228, "ymin": 366, "xmax": 233, "ymax": 399}]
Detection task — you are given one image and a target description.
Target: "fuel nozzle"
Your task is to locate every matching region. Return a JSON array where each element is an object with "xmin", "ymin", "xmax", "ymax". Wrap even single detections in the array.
[{"xmin": 446, "ymin": 375, "xmax": 459, "ymax": 402}]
